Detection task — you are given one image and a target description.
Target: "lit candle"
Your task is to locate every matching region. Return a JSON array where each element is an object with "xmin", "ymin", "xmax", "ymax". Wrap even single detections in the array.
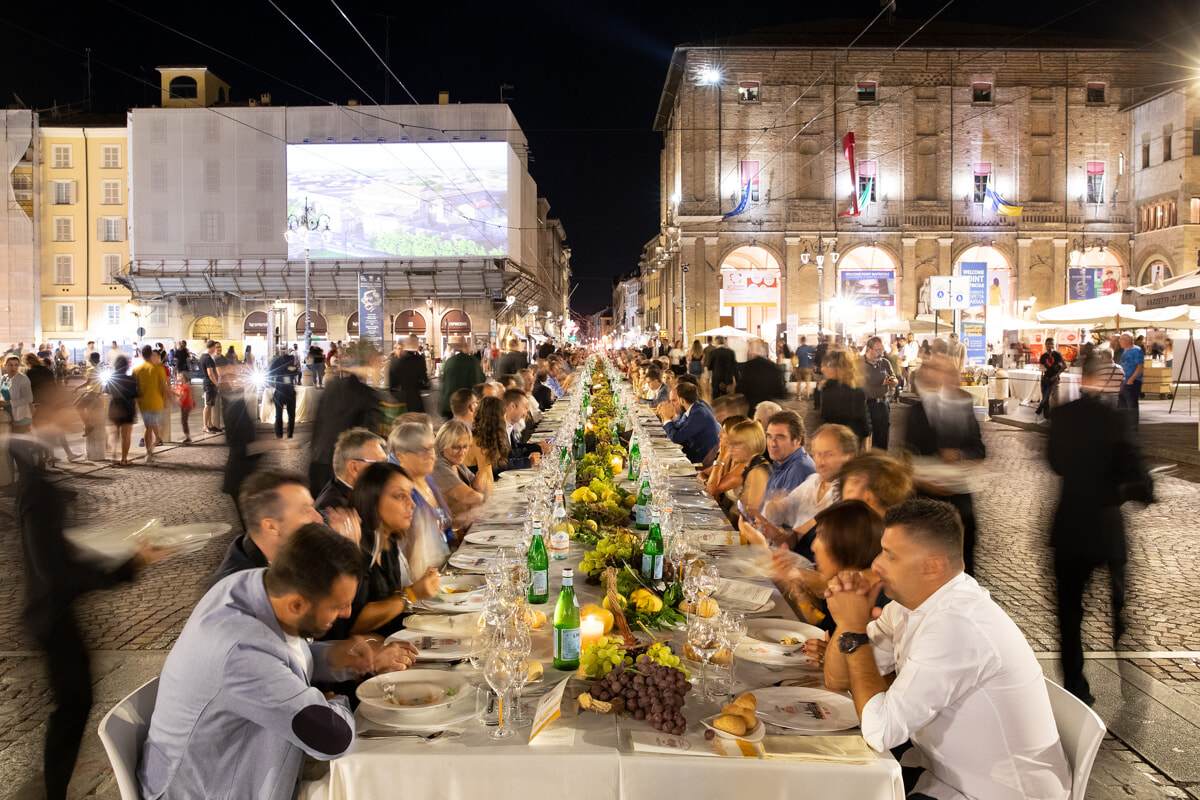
[
  {"xmin": 610, "ymin": 455, "xmax": 624, "ymax": 474},
  {"xmin": 580, "ymin": 615, "xmax": 605, "ymax": 649}
]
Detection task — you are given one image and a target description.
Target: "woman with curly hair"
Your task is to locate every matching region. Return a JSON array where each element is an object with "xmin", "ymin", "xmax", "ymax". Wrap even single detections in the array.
[
  {"xmin": 467, "ymin": 395, "xmax": 510, "ymax": 478},
  {"xmin": 819, "ymin": 349, "xmax": 870, "ymax": 445}
]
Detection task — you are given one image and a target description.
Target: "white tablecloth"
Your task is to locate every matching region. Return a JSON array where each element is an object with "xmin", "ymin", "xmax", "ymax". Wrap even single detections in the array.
[
  {"xmin": 258, "ymin": 385, "xmax": 320, "ymax": 424},
  {"xmin": 308, "ymin": 409, "xmax": 903, "ymax": 800},
  {"xmin": 1006, "ymin": 369, "xmax": 1081, "ymax": 406}
]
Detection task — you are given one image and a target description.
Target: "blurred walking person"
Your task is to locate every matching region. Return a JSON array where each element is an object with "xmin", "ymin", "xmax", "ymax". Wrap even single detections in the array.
[{"xmin": 105, "ymin": 355, "xmax": 138, "ymax": 465}]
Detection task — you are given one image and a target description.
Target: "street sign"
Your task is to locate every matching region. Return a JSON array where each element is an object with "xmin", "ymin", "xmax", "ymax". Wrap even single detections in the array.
[{"xmin": 929, "ymin": 276, "xmax": 969, "ymax": 310}]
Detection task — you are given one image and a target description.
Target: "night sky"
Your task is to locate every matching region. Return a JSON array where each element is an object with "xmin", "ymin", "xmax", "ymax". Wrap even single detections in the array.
[{"xmin": 3, "ymin": 1, "xmax": 1197, "ymax": 315}]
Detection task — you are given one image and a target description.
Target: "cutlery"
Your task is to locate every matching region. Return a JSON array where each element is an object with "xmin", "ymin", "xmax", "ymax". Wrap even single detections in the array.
[{"xmin": 358, "ymin": 729, "xmax": 459, "ymax": 741}]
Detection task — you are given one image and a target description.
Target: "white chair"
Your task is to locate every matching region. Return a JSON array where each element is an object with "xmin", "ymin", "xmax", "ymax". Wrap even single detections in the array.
[
  {"xmin": 1045, "ymin": 677, "xmax": 1106, "ymax": 800},
  {"xmin": 97, "ymin": 677, "xmax": 159, "ymax": 800}
]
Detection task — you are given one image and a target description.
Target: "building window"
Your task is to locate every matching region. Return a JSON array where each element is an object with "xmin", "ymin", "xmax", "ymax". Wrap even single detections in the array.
[
  {"xmin": 151, "ymin": 160, "xmax": 167, "ymax": 193},
  {"xmin": 101, "ymin": 144, "xmax": 121, "ymax": 169},
  {"xmin": 53, "ymin": 216, "xmax": 73, "ymax": 242},
  {"xmin": 738, "ymin": 81, "xmax": 760, "ymax": 103},
  {"xmin": 256, "ymin": 160, "xmax": 273, "ymax": 192},
  {"xmin": 1164, "ymin": 125, "xmax": 1173, "ymax": 161},
  {"xmin": 856, "ymin": 82, "xmax": 877, "ymax": 103},
  {"xmin": 102, "ymin": 180, "xmax": 121, "ymax": 205},
  {"xmin": 204, "ymin": 160, "xmax": 220, "ymax": 193},
  {"xmin": 858, "ymin": 161, "xmax": 877, "ymax": 203},
  {"xmin": 972, "ymin": 162, "xmax": 991, "ymax": 204},
  {"xmin": 103, "ymin": 253, "xmax": 121, "ymax": 284},
  {"xmin": 203, "ymin": 210, "xmax": 224, "ymax": 242},
  {"xmin": 104, "ymin": 303, "xmax": 121, "ymax": 327},
  {"xmin": 52, "ymin": 181, "xmax": 72, "ymax": 205},
  {"xmin": 52, "ymin": 144, "xmax": 71, "ymax": 169},
  {"xmin": 148, "ymin": 303, "xmax": 167, "ymax": 326},
  {"xmin": 98, "ymin": 217, "xmax": 125, "ymax": 242},
  {"xmin": 1086, "ymin": 83, "xmax": 1106, "ymax": 104},
  {"xmin": 1141, "ymin": 138, "xmax": 1151, "ymax": 169},
  {"xmin": 168, "ymin": 76, "xmax": 198, "ymax": 99},
  {"xmin": 972, "ymin": 82, "xmax": 992, "ymax": 103},
  {"xmin": 1118, "ymin": 152, "xmax": 1124, "ymax": 176},
  {"xmin": 1191, "ymin": 197, "xmax": 1200, "ymax": 225},
  {"xmin": 1086, "ymin": 162, "xmax": 1104, "ymax": 204},
  {"xmin": 740, "ymin": 161, "xmax": 760, "ymax": 202},
  {"xmin": 54, "ymin": 254, "xmax": 73, "ymax": 285},
  {"xmin": 257, "ymin": 209, "xmax": 275, "ymax": 242},
  {"xmin": 57, "ymin": 304, "xmax": 75, "ymax": 330}
]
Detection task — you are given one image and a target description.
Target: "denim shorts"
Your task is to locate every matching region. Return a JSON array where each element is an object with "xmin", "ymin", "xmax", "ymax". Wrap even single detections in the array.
[{"xmin": 141, "ymin": 410, "xmax": 162, "ymax": 426}]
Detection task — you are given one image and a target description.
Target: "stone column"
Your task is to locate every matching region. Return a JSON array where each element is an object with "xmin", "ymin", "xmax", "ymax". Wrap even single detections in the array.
[
  {"xmin": 901, "ymin": 237, "xmax": 918, "ymax": 318},
  {"xmin": 1016, "ymin": 238, "xmax": 1032, "ymax": 310},
  {"xmin": 1052, "ymin": 238, "xmax": 1068, "ymax": 306}
]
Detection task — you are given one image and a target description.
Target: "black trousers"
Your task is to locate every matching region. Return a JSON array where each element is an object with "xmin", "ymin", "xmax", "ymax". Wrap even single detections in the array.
[
  {"xmin": 1054, "ymin": 549, "xmax": 1126, "ymax": 698},
  {"xmin": 1035, "ymin": 377, "xmax": 1057, "ymax": 418},
  {"xmin": 867, "ymin": 400, "xmax": 890, "ymax": 451},
  {"xmin": 274, "ymin": 393, "xmax": 296, "ymax": 438},
  {"xmin": 39, "ymin": 616, "xmax": 93, "ymax": 800}
]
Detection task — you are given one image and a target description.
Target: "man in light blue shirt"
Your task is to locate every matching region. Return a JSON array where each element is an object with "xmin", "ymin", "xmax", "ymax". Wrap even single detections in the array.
[
  {"xmin": 762, "ymin": 410, "xmax": 815, "ymax": 502},
  {"xmin": 140, "ymin": 524, "xmax": 415, "ymax": 800},
  {"xmin": 1117, "ymin": 333, "xmax": 1144, "ymax": 426}
]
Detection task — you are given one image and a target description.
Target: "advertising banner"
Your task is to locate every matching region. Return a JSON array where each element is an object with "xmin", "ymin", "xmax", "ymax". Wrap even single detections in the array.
[
  {"xmin": 929, "ymin": 276, "xmax": 970, "ymax": 310},
  {"xmin": 838, "ymin": 270, "xmax": 895, "ymax": 306},
  {"xmin": 357, "ymin": 273, "xmax": 385, "ymax": 350},
  {"xmin": 722, "ymin": 270, "xmax": 780, "ymax": 307},
  {"xmin": 960, "ymin": 321, "xmax": 986, "ymax": 366},
  {"xmin": 960, "ymin": 261, "xmax": 988, "ymax": 306}
]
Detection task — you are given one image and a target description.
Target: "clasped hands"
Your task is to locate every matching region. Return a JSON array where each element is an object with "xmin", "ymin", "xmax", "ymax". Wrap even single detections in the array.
[
  {"xmin": 824, "ymin": 570, "xmax": 884, "ymax": 633},
  {"xmin": 329, "ymin": 636, "xmax": 419, "ymax": 676}
]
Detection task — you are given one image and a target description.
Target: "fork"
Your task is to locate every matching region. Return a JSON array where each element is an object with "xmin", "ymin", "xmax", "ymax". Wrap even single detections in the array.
[{"xmin": 358, "ymin": 729, "xmax": 459, "ymax": 741}]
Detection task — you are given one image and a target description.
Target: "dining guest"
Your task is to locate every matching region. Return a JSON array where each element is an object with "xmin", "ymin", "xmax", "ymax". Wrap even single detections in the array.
[
  {"xmin": 315, "ymin": 427, "xmax": 386, "ymax": 512},
  {"xmin": 751, "ymin": 400, "xmax": 782, "ymax": 432},
  {"xmin": 212, "ymin": 469, "xmax": 324, "ymax": 586},
  {"xmin": 432, "ymin": 419, "xmax": 492, "ymax": 529},
  {"xmin": 663, "ymin": 381, "xmax": 721, "ymax": 463},
  {"xmin": 141, "ymin": 524, "xmax": 416, "ymax": 800},
  {"xmin": 823, "ymin": 498, "xmax": 1071, "ymax": 800},
  {"xmin": 531, "ymin": 369, "xmax": 554, "ymax": 411},
  {"xmin": 469, "ymin": 396, "xmax": 512, "ymax": 479},
  {"xmin": 347, "ymin": 463, "xmax": 441, "ymax": 637},
  {"xmin": 837, "ymin": 452, "xmax": 913, "ymax": 519},
  {"xmin": 450, "ymin": 387, "xmax": 479, "ymax": 429},
  {"xmin": 717, "ymin": 419, "xmax": 770, "ymax": 525},
  {"xmin": 761, "ymin": 411, "xmax": 815, "ymax": 496},
  {"xmin": 819, "ymin": 349, "xmax": 871, "ymax": 444},
  {"xmin": 389, "ymin": 420, "xmax": 456, "ymax": 557},
  {"xmin": 643, "ymin": 368, "xmax": 669, "ymax": 407},
  {"xmin": 698, "ymin": 394, "xmax": 748, "ymax": 474},
  {"xmin": 501, "ymin": 388, "xmax": 546, "ymax": 469},
  {"xmin": 704, "ymin": 414, "xmax": 750, "ymax": 505}
]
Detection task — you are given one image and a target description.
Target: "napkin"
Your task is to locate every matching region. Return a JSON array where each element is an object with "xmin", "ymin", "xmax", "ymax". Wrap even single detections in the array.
[
  {"xmin": 760, "ymin": 734, "xmax": 877, "ymax": 764},
  {"xmin": 628, "ymin": 731, "xmax": 759, "ymax": 758}
]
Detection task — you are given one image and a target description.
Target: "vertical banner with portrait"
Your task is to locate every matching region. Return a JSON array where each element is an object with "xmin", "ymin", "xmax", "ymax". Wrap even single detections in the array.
[
  {"xmin": 358, "ymin": 273, "xmax": 386, "ymax": 352},
  {"xmin": 958, "ymin": 261, "xmax": 988, "ymax": 362}
]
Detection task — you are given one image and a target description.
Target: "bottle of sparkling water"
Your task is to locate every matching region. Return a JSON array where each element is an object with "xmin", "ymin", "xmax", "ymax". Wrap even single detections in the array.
[
  {"xmin": 561, "ymin": 446, "xmax": 576, "ymax": 493},
  {"xmin": 574, "ymin": 424, "xmax": 587, "ymax": 460},
  {"xmin": 550, "ymin": 489, "xmax": 570, "ymax": 560},
  {"xmin": 527, "ymin": 522, "xmax": 549, "ymax": 604},
  {"xmin": 641, "ymin": 510, "xmax": 664, "ymax": 581},
  {"xmin": 627, "ymin": 435, "xmax": 641, "ymax": 481},
  {"xmin": 553, "ymin": 569, "xmax": 581, "ymax": 670},
  {"xmin": 634, "ymin": 466, "xmax": 653, "ymax": 529}
]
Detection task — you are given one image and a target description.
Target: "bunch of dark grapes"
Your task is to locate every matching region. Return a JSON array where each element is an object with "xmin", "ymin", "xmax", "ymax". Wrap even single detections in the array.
[
  {"xmin": 590, "ymin": 658, "xmax": 691, "ymax": 735},
  {"xmin": 662, "ymin": 559, "xmax": 677, "ymax": 584}
]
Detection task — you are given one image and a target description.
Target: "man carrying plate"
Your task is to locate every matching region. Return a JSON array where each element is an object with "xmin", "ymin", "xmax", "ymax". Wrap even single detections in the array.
[{"xmin": 823, "ymin": 498, "xmax": 1070, "ymax": 800}]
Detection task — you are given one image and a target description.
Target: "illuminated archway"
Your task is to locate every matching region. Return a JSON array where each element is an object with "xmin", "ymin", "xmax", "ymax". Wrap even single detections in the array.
[
  {"xmin": 1136, "ymin": 256, "xmax": 1173, "ymax": 286},
  {"xmin": 191, "ymin": 315, "xmax": 223, "ymax": 341},
  {"xmin": 953, "ymin": 245, "xmax": 1013, "ymax": 341},
  {"xmin": 832, "ymin": 245, "xmax": 899, "ymax": 329},
  {"xmin": 719, "ymin": 246, "xmax": 781, "ymax": 337}
]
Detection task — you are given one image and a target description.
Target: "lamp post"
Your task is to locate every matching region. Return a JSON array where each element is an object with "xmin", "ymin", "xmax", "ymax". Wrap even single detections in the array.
[
  {"xmin": 800, "ymin": 241, "xmax": 839, "ymax": 343},
  {"xmin": 284, "ymin": 197, "xmax": 332, "ymax": 355}
]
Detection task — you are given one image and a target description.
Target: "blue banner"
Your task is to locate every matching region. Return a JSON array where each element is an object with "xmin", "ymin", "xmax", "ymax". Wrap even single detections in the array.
[
  {"xmin": 961, "ymin": 321, "xmax": 986, "ymax": 367},
  {"xmin": 358, "ymin": 273, "xmax": 385, "ymax": 350},
  {"xmin": 960, "ymin": 261, "xmax": 988, "ymax": 307}
]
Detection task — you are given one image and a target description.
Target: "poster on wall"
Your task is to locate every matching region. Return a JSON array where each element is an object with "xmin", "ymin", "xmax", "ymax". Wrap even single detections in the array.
[
  {"xmin": 1068, "ymin": 267, "xmax": 1122, "ymax": 301},
  {"xmin": 838, "ymin": 270, "xmax": 895, "ymax": 306},
  {"xmin": 960, "ymin": 321, "xmax": 986, "ymax": 366},
  {"xmin": 357, "ymin": 273, "xmax": 385, "ymax": 351},
  {"xmin": 722, "ymin": 270, "xmax": 780, "ymax": 307}
]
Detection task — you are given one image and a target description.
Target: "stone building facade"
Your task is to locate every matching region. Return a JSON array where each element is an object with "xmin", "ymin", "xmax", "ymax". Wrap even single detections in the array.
[{"xmin": 647, "ymin": 23, "xmax": 1189, "ymax": 344}]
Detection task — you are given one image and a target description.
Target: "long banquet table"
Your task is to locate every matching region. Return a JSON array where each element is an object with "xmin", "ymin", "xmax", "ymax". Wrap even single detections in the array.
[{"xmin": 304, "ymin": 398, "xmax": 903, "ymax": 800}]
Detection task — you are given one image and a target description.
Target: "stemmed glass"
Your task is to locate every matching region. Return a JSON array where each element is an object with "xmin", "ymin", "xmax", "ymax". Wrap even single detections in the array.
[
  {"xmin": 687, "ymin": 613, "xmax": 726, "ymax": 699},
  {"xmin": 483, "ymin": 650, "xmax": 518, "ymax": 741},
  {"xmin": 497, "ymin": 616, "xmax": 534, "ymax": 725}
]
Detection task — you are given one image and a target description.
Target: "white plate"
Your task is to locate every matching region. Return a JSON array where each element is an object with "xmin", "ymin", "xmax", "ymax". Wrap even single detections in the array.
[
  {"xmin": 734, "ymin": 641, "xmax": 817, "ymax": 668},
  {"xmin": 387, "ymin": 630, "xmax": 475, "ymax": 660},
  {"xmin": 358, "ymin": 695, "xmax": 477, "ymax": 731},
  {"xmin": 356, "ymin": 670, "xmax": 472, "ymax": 726},
  {"xmin": 463, "ymin": 530, "xmax": 527, "ymax": 546},
  {"xmin": 151, "ymin": 522, "xmax": 231, "ymax": 553},
  {"xmin": 419, "ymin": 590, "xmax": 486, "ymax": 613},
  {"xmin": 672, "ymin": 494, "xmax": 718, "ymax": 510},
  {"xmin": 702, "ymin": 713, "xmax": 766, "ymax": 742},
  {"xmin": 449, "ymin": 550, "xmax": 505, "ymax": 572},
  {"xmin": 403, "ymin": 612, "xmax": 483, "ymax": 634},
  {"xmin": 752, "ymin": 686, "xmax": 859, "ymax": 732},
  {"xmin": 743, "ymin": 619, "xmax": 825, "ymax": 656},
  {"xmin": 65, "ymin": 519, "xmax": 161, "ymax": 562}
]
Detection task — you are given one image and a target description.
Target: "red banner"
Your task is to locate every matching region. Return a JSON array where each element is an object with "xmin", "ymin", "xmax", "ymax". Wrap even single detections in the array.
[{"xmin": 838, "ymin": 133, "xmax": 860, "ymax": 217}]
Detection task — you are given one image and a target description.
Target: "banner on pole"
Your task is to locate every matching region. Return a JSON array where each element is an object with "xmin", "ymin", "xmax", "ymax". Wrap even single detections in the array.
[{"xmin": 358, "ymin": 273, "xmax": 386, "ymax": 351}]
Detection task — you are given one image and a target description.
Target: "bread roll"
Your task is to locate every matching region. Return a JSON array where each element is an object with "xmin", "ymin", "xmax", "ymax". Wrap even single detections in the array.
[
  {"xmin": 526, "ymin": 659, "xmax": 544, "ymax": 682},
  {"xmin": 713, "ymin": 714, "xmax": 748, "ymax": 735},
  {"xmin": 721, "ymin": 703, "xmax": 757, "ymax": 728},
  {"xmin": 734, "ymin": 692, "xmax": 757, "ymax": 711}
]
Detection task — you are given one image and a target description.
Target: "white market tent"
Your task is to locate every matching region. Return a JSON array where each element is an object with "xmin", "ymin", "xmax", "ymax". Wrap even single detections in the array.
[
  {"xmin": 1036, "ymin": 293, "xmax": 1200, "ymax": 329},
  {"xmin": 1123, "ymin": 269, "xmax": 1200, "ymax": 312},
  {"xmin": 695, "ymin": 325, "xmax": 754, "ymax": 339}
]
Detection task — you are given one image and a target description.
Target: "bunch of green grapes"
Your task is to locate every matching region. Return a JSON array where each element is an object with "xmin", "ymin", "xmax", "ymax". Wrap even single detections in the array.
[
  {"xmin": 579, "ymin": 550, "xmax": 608, "ymax": 576},
  {"xmin": 638, "ymin": 642, "xmax": 689, "ymax": 677},
  {"xmin": 581, "ymin": 636, "xmax": 631, "ymax": 678},
  {"xmin": 595, "ymin": 532, "xmax": 633, "ymax": 561}
]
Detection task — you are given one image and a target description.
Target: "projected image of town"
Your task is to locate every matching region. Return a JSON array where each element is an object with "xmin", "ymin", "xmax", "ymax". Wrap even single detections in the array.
[{"xmin": 286, "ymin": 142, "xmax": 511, "ymax": 259}]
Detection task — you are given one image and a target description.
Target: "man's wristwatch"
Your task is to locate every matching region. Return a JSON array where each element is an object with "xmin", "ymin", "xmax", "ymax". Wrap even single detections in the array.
[{"xmin": 837, "ymin": 632, "xmax": 871, "ymax": 654}]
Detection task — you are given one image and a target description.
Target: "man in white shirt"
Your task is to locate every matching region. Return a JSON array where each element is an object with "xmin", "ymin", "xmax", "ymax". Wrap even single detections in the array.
[{"xmin": 824, "ymin": 498, "xmax": 1070, "ymax": 800}]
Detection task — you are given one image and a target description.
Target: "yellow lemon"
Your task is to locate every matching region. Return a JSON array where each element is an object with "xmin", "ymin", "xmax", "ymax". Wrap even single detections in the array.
[{"xmin": 581, "ymin": 604, "xmax": 615, "ymax": 634}]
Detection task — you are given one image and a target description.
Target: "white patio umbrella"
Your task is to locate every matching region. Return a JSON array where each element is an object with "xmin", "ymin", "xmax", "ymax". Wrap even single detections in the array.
[
  {"xmin": 1036, "ymin": 293, "xmax": 1200, "ymax": 329},
  {"xmin": 694, "ymin": 325, "xmax": 754, "ymax": 339},
  {"xmin": 1124, "ymin": 269, "xmax": 1200, "ymax": 311}
]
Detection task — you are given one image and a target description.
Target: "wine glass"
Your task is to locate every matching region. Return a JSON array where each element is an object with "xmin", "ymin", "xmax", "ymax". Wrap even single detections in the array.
[
  {"xmin": 483, "ymin": 650, "xmax": 518, "ymax": 740},
  {"xmin": 697, "ymin": 564, "xmax": 720, "ymax": 599},
  {"xmin": 687, "ymin": 613, "xmax": 724, "ymax": 698},
  {"xmin": 497, "ymin": 620, "xmax": 534, "ymax": 725}
]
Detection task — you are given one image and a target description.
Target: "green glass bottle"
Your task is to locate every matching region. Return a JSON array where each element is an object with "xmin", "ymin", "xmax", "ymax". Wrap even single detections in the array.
[
  {"xmin": 552, "ymin": 569, "xmax": 581, "ymax": 670},
  {"xmin": 634, "ymin": 466, "xmax": 653, "ymax": 529},
  {"xmin": 527, "ymin": 522, "xmax": 549, "ymax": 604},
  {"xmin": 574, "ymin": 424, "xmax": 587, "ymax": 460},
  {"xmin": 627, "ymin": 435, "xmax": 640, "ymax": 481},
  {"xmin": 641, "ymin": 510, "xmax": 664, "ymax": 581}
]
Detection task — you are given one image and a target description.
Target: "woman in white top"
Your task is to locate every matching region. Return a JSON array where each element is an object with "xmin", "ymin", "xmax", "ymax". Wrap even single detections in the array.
[{"xmin": 0, "ymin": 355, "xmax": 33, "ymax": 433}]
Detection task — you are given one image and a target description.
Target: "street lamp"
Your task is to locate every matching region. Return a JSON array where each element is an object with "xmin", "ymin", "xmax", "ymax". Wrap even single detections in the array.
[
  {"xmin": 800, "ymin": 241, "xmax": 840, "ymax": 343},
  {"xmin": 284, "ymin": 197, "xmax": 332, "ymax": 355}
]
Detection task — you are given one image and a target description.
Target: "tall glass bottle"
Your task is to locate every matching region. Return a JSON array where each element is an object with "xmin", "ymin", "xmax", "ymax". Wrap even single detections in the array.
[
  {"xmin": 550, "ymin": 489, "xmax": 570, "ymax": 560},
  {"xmin": 634, "ymin": 466, "xmax": 653, "ymax": 530},
  {"xmin": 553, "ymin": 569, "xmax": 582, "ymax": 670},
  {"xmin": 574, "ymin": 423, "xmax": 587, "ymax": 460},
  {"xmin": 641, "ymin": 510, "xmax": 664, "ymax": 581},
  {"xmin": 627, "ymin": 434, "xmax": 640, "ymax": 481},
  {"xmin": 527, "ymin": 522, "xmax": 549, "ymax": 604}
]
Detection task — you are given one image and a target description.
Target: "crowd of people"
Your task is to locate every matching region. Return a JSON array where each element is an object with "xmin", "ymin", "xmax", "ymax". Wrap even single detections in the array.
[{"xmin": 7, "ymin": 326, "xmax": 1163, "ymax": 800}]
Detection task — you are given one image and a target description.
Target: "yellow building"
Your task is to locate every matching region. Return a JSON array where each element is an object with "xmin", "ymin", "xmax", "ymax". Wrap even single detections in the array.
[{"xmin": 37, "ymin": 119, "xmax": 133, "ymax": 347}]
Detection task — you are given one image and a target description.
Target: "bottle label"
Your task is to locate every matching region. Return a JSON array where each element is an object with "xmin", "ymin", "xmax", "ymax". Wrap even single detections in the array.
[
  {"xmin": 634, "ymin": 504, "xmax": 650, "ymax": 527},
  {"xmin": 550, "ymin": 531, "xmax": 569, "ymax": 556},
  {"xmin": 556, "ymin": 627, "xmax": 581, "ymax": 661},
  {"xmin": 531, "ymin": 570, "xmax": 548, "ymax": 598},
  {"xmin": 641, "ymin": 554, "xmax": 663, "ymax": 581}
]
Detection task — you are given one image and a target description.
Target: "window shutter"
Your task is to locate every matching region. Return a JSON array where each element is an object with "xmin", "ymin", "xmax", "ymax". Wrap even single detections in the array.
[
  {"xmin": 96, "ymin": 218, "xmax": 105, "ymax": 241},
  {"xmin": 118, "ymin": 218, "xmax": 127, "ymax": 242}
]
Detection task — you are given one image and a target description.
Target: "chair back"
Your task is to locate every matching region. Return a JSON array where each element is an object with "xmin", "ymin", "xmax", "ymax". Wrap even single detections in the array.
[
  {"xmin": 1045, "ymin": 678, "xmax": 1106, "ymax": 800},
  {"xmin": 97, "ymin": 677, "xmax": 160, "ymax": 800}
]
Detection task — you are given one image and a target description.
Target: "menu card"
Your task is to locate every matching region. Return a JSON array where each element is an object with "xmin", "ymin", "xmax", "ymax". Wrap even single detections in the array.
[
  {"xmin": 714, "ymin": 578, "xmax": 775, "ymax": 609},
  {"xmin": 760, "ymin": 734, "xmax": 877, "ymax": 764},
  {"xmin": 529, "ymin": 677, "xmax": 574, "ymax": 744},
  {"xmin": 692, "ymin": 529, "xmax": 740, "ymax": 546}
]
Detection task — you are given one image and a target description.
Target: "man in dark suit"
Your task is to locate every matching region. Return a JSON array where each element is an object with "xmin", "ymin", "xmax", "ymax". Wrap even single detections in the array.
[
  {"xmin": 736, "ymin": 339, "xmax": 786, "ymax": 415},
  {"xmin": 643, "ymin": 368, "xmax": 670, "ymax": 407},
  {"xmin": 440, "ymin": 336, "xmax": 486, "ymax": 417},
  {"xmin": 313, "ymin": 427, "xmax": 387, "ymax": 511},
  {"xmin": 492, "ymin": 336, "xmax": 528, "ymax": 380},
  {"xmin": 388, "ymin": 335, "xmax": 429, "ymax": 415},
  {"xmin": 902, "ymin": 355, "xmax": 985, "ymax": 576},
  {"xmin": 531, "ymin": 370, "xmax": 554, "ymax": 411},
  {"xmin": 1047, "ymin": 357, "xmax": 1147, "ymax": 704},
  {"xmin": 268, "ymin": 349, "xmax": 299, "ymax": 439},
  {"xmin": 663, "ymin": 381, "xmax": 721, "ymax": 463},
  {"xmin": 501, "ymin": 388, "xmax": 545, "ymax": 470},
  {"xmin": 707, "ymin": 336, "xmax": 740, "ymax": 399}
]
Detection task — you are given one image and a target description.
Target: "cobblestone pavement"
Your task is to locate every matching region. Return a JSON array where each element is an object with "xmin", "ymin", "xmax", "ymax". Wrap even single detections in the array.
[{"xmin": 0, "ymin": 396, "xmax": 1197, "ymax": 798}]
